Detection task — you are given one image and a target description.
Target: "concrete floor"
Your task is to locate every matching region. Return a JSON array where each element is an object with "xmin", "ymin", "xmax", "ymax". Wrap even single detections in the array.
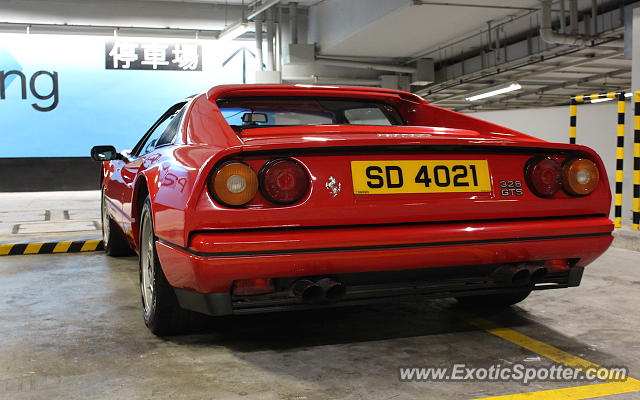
[
  {"xmin": 1, "ymin": 248, "xmax": 639, "ymax": 399},
  {"xmin": 0, "ymin": 191, "xmax": 101, "ymax": 244}
]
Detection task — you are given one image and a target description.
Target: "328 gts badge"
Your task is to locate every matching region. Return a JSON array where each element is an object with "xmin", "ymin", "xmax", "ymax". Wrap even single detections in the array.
[{"xmin": 499, "ymin": 180, "xmax": 523, "ymax": 196}]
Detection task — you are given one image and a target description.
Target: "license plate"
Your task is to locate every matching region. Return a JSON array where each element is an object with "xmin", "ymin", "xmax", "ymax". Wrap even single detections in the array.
[{"xmin": 351, "ymin": 160, "xmax": 491, "ymax": 194}]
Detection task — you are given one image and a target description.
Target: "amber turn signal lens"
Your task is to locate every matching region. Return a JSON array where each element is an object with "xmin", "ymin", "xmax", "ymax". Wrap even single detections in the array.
[
  {"xmin": 211, "ymin": 162, "xmax": 258, "ymax": 206},
  {"xmin": 563, "ymin": 158, "xmax": 599, "ymax": 196}
]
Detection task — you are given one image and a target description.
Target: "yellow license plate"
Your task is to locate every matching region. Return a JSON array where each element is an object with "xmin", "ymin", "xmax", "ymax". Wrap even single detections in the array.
[{"xmin": 351, "ymin": 160, "xmax": 491, "ymax": 194}]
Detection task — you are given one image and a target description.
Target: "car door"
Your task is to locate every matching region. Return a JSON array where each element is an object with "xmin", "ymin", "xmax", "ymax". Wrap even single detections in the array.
[{"xmin": 118, "ymin": 103, "xmax": 186, "ymax": 231}]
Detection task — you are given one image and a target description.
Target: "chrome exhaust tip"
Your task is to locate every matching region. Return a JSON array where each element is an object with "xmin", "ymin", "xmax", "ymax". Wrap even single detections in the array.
[
  {"xmin": 528, "ymin": 266, "xmax": 548, "ymax": 283},
  {"xmin": 491, "ymin": 265, "xmax": 531, "ymax": 286},
  {"xmin": 291, "ymin": 279, "xmax": 323, "ymax": 303},
  {"xmin": 316, "ymin": 278, "xmax": 346, "ymax": 302}
]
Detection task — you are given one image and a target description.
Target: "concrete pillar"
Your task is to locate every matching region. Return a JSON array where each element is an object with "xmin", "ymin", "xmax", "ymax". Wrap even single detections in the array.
[{"xmin": 255, "ymin": 18, "xmax": 263, "ymax": 72}]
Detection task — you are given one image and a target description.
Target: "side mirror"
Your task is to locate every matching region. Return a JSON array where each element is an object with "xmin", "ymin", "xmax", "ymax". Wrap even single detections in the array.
[{"xmin": 91, "ymin": 145, "xmax": 119, "ymax": 161}]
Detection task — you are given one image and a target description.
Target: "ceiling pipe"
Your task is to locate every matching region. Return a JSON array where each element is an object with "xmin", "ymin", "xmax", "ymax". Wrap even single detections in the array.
[
  {"xmin": 265, "ymin": 7, "xmax": 275, "ymax": 71},
  {"xmin": 569, "ymin": 0, "xmax": 578, "ymax": 35},
  {"xmin": 412, "ymin": 1, "xmax": 536, "ymax": 11},
  {"xmin": 0, "ymin": 21, "xmax": 221, "ymax": 39},
  {"xmin": 255, "ymin": 16, "xmax": 263, "ymax": 71},
  {"xmin": 540, "ymin": 0, "xmax": 624, "ymax": 47},
  {"xmin": 559, "ymin": 0, "xmax": 566, "ymax": 33},
  {"xmin": 591, "ymin": 0, "xmax": 597, "ymax": 34},
  {"xmin": 540, "ymin": 0, "xmax": 594, "ymax": 46},
  {"xmin": 289, "ymin": 2, "xmax": 298, "ymax": 45},
  {"xmin": 314, "ymin": 56, "xmax": 417, "ymax": 74},
  {"xmin": 428, "ymin": 50, "xmax": 621, "ymax": 102},
  {"xmin": 277, "ymin": 5, "xmax": 283, "ymax": 71},
  {"xmin": 479, "ymin": 68, "xmax": 629, "ymax": 105},
  {"xmin": 247, "ymin": 0, "xmax": 281, "ymax": 21}
]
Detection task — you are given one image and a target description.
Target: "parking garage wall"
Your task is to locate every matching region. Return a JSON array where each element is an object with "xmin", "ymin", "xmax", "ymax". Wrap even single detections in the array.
[
  {"xmin": 471, "ymin": 103, "xmax": 637, "ymax": 225},
  {"xmin": 0, "ymin": 33, "xmax": 254, "ymax": 191}
]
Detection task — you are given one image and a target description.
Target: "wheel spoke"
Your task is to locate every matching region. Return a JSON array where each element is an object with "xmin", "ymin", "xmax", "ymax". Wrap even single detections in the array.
[
  {"xmin": 102, "ymin": 194, "xmax": 110, "ymax": 245},
  {"xmin": 140, "ymin": 214, "xmax": 155, "ymax": 315}
]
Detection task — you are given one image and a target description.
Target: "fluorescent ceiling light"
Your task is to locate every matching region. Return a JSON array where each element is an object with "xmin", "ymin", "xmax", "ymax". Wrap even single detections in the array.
[
  {"xmin": 465, "ymin": 82, "xmax": 522, "ymax": 102},
  {"xmin": 590, "ymin": 97, "xmax": 613, "ymax": 103},
  {"xmin": 218, "ymin": 21, "xmax": 251, "ymax": 41}
]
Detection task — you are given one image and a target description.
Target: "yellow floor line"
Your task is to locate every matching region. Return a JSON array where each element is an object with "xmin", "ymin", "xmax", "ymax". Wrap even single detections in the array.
[
  {"xmin": 466, "ymin": 316, "xmax": 640, "ymax": 400},
  {"xmin": 470, "ymin": 380, "xmax": 640, "ymax": 400},
  {"xmin": 466, "ymin": 317, "xmax": 602, "ymax": 370}
]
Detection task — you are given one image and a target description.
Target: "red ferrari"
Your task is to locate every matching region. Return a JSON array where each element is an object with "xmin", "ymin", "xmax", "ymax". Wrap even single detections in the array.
[{"xmin": 91, "ymin": 84, "xmax": 613, "ymax": 335}]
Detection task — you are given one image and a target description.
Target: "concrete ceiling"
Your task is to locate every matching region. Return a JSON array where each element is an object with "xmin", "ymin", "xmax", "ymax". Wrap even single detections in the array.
[
  {"xmin": 0, "ymin": 0, "xmax": 634, "ymax": 111},
  {"xmin": 425, "ymin": 48, "xmax": 632, "ymax": 111},
  {"xmin": 0, "ymin": 0, "xmax": 243, "ymax": 31},
  {"xmin": 309, "ymin": 0, "xmax": 542, "ymax": 58},
  {"xmin": 138, "ymin": 0, "xmax": 323, "ymax": 5}
]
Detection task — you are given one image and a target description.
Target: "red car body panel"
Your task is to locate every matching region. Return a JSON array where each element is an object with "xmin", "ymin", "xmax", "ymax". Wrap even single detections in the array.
[
  {"xmin": 157, "ymin": 215, "xmax": 611, "ymax": 292},
  {"xmin": 100, "ymin": 84, "xmax": 613, "ymax": 315}
]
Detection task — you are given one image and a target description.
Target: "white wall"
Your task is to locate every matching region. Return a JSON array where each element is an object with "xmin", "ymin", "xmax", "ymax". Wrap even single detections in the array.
[{"xmin": 470, "ymin": 102, "xmax": 636, "ymax": 224}]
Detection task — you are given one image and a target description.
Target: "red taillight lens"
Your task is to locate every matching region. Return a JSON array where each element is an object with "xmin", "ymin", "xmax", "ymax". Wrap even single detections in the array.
[
  {"xmin": 260, "ymin": 158, "xmax": 309, "ymax": 205},
  {"xmin": 526, "ymin": 158, "xmax": 562, "ymax": 197}
]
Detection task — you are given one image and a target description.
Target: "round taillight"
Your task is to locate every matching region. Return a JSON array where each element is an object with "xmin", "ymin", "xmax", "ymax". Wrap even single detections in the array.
[
  {"xmin": 563, "ymin": 158, "xmax": 599, "ymax": 196},
  {"xmin": 260, "ymin": 158, "xmax": 309, "ymax": 205},
  {"xmin": 211, "ymin": 161, "xmax": 258, "ymax": 206},
  {"xmin": 526, "ymin": 158, "xmax": 562, "ymax": 198}
]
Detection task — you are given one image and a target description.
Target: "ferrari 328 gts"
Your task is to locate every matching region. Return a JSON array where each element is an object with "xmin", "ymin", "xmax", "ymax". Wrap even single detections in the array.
[{"xmin": 91, "ymin": 84, "xmax": 613, "ymax": 335}]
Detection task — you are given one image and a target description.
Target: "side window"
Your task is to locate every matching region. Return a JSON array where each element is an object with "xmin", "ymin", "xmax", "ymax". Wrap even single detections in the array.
[
  {"xmin": 140, "ymin": 116, "xmax": 174, "ymax": 155},
  {"xmin": 156, "ymin": 106, "xmax": 186, "ymax": 147},
  {"xmin": 133, "ymin": 103, "xmax": 185, "ymax": 156}
]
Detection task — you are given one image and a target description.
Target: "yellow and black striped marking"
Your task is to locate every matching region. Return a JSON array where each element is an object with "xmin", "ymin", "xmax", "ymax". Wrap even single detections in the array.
[
  {"xmin": 569, "ymin": 98, "xmax": 577, "ymax": 144},
  {"xmin": 0, "ymin": 240, "xmax": 104, "ymax": 256},
  {"xmin": 570, "ymin": 91, "xmax": 627, "ymax": 228},
  {"xmin": 634, "ymin": 90, "xmax": 640, "ymax": 231},
  {"xmin": 614, "ymin": 92, "xmax": 625, "ymax": 228},
  {"xmin": 572, "ymin": 91, "xmax": 618, "ymax": 103}
]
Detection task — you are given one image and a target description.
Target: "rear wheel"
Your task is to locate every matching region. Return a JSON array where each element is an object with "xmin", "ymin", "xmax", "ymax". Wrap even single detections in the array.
[
  {"xmin": 139, "ymin": 196, "xmax": 204, "ymax": 336},
  {"xmin": 456, "ymin": 290, "xmax": 532, "ymax": 308},
  {"xmin": 102, "ymin": 190, "xmax": 133, "ymax": 257}
]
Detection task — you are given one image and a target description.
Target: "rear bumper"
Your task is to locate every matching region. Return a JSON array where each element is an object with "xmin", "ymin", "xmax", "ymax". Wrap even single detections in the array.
[
  {"xmin": 173, "ymin": 266, "xmax": 586, "ymax": 316},
  {"xmin": 155, "ymin": 215, "xmax": 613, "ymax": 315}
]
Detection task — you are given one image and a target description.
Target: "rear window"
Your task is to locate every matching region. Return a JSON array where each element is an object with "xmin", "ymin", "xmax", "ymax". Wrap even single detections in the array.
[{"xmin": 217, "ymin": 97, "xmax": 404, "ymax": 129}]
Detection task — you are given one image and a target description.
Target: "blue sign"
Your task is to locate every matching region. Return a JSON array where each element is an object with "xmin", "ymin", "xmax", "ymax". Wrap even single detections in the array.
[{"xmin": 0, "ymin": 34, "xmax": 256, "ymax": 157}]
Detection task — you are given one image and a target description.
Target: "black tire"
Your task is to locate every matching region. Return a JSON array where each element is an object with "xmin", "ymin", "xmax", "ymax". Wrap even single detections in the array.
[
  {"xmin": 101, "ymin": 190, "xmax": 133, "ymax": 257},
  {"xmin": 456, "ymin": 290, "xmax": 532, "ymax": 308},
  {"xmin": 139, "ymin": 196, "xmax": 204, "ymax": 336}
]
